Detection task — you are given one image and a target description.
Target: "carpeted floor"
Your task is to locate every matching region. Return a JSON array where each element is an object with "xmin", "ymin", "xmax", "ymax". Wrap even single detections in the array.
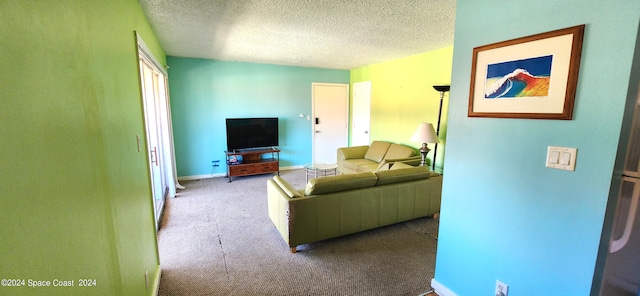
[{"xmin": 157, "ymin": 169, "xmax": 439, "ymax": 295}]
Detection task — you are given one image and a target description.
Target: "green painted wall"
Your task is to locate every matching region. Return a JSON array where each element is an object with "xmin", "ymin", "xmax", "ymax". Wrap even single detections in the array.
[
  {"xmin": 350, "ymin": 47, "xmax": 453, "ymax": 170},
  {"xmin": 167, "ymin": 57, "xmax": 350, "ymax": 178},
  {"xmin": 0, "ymin": 1, "xmax": 164, "ymax": 295},
  {"xmin": 433, "ymin": 1, "xmax": 640, "ymax": 295}
]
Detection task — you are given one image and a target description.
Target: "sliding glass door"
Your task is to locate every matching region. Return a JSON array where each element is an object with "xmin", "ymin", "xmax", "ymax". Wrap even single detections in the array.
[{"xmin": 137, "ymin": 33, "xmax": 179, "ymax": 229}]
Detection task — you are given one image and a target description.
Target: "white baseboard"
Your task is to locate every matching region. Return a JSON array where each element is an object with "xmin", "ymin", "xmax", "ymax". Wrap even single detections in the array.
[
  {"xmin": 177, "ymin": 165, "xmax": 304, "ymax": 182},
  {"xmin": 431, "ymin": 278, "xmax": 457, "ymax": 296},
  {"xmin": 177, "ymin": 172, "xmax": 225, "ymax": 181},
  {"xmin": 282, "ymin": 165, "xmax": 304, "ymax": 170},
  {"xmin": 151, "ymin": 265, "xmax": 161, "ymax": 296}
]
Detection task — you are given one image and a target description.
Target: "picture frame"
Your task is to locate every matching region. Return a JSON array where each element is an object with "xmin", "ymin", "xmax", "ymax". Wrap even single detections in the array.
[{"xmin": 468, "ymin": 25, "xmax": 585, "ymax": 120}]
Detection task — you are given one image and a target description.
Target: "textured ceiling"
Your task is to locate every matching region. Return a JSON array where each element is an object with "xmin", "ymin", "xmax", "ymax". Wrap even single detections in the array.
[{"xmin": 138, "ymin": 0, "xmax": 456, "ymax": 70}]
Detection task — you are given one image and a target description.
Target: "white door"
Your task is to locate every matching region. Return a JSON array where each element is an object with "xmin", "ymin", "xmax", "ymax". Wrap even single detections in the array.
[
  {"xmin": 312, "ymin": 83, "xmax": 348, "ymax": 164},
  {"xmin": 352, "ymin": 81, "xmax": 371, "ymax": 146}
]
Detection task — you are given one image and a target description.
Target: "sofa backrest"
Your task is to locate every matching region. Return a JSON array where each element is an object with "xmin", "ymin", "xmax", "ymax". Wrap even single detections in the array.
[
  {"xmin": 375, "ymin": 166, "xmax": 431, "ymax": 186},
  {"xmin": 305, "ymin": 172, "xmax": 378, "ymax": 195},
  {"xmin": 383, "ymin": 143, "xmax": 416, "ymax": 160},
  {"xmin": 302, "ymin": 166, "xmax": 435, "ymax": 196},
  {"xmin": 364, "ymin": 141, "xmax": 391, "ymax": 163}
]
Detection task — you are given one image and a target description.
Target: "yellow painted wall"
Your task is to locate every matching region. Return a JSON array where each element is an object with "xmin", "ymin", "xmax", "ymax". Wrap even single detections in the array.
[
  {"xmin": 1, "ymin": 1, "xmax": 164, "ymax": 295},
  {"xmin": 350, "ymin": 47, "xmax": 453, "ymax": 170}
]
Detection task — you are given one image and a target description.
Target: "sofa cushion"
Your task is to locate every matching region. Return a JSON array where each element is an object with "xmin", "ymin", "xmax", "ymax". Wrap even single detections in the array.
[
  {"xmin": 273, "ymin": 176, "xmax": 302, "ymax": 198},
  {"xmin": 383, "ymin": 144, "xmax": 416, "ymax": 160},
  {"xmin": 364, "ymin": 141, "xmax": 391, "ymax": 163},
  {"xmin": 357, "ymin": 163, "xmax": 380, "ymax": 172},
  {"xmin": 342, "ymin": 159, "xmax": 378, "ymax": 172},
  {"xmin": 305, "ymin": 172, "xmax": 378, "ymax": 195},
  {"xmin": 375, "ymin": 166, "xmax": 431, "ymax": 186}
]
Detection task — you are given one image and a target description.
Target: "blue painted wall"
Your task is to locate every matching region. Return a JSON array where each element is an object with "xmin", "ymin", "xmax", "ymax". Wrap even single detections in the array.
[
  {"xmin": 434, "ymin": 1, "xmax": 640, "ymax": 295},
  {"xmin": 167, "ymin": 57, "xmax": 349, "ymax": 178}
]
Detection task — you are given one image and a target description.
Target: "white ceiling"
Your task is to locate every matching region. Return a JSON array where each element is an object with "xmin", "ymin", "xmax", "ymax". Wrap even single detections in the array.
[{"xmin": 138, "ymin": 0, "xmax": 456, "ymax": 70}]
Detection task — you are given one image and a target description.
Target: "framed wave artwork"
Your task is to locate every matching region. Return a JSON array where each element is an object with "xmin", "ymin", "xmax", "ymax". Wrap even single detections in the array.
[{"xmin": 468, "ymin": 25, "xmax": 585, "ymax": 119}]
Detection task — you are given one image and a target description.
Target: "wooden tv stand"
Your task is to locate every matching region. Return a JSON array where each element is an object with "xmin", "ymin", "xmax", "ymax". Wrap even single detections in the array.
[{"xmin": 225, "ymin": 148, "xmax": 280, "ymax": 182}]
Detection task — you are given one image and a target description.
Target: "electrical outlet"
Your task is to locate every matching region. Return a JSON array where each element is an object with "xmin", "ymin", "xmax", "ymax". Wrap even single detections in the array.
[{"xmin": 496, "ymin": 280, "xmax": 508, "ymax": 296}]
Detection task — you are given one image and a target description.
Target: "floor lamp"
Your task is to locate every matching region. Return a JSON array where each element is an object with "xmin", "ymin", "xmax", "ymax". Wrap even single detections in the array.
[{"xmin": 432, "ymin": 85, "xmax": 450, "ymax": 171}]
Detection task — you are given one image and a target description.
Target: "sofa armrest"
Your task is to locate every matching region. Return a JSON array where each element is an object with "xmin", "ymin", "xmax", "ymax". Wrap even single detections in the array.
[
  {"xmin": 267, "ymin": 179, "xmax": 292, "ymax": 243},
  {"xmin": 337, "ymin": 146, "xmax": 370, "ymax": 174},
  {"xmin": 268, "ymin": 178, "xmax": 321, "ymax": 252},
  {"xmin": 385, "ymin": 155, "xmax": 423, "ymax": 166},
  {"xmin": 337, "ymin": 145, "xmax": 370, "ymax": 160}
]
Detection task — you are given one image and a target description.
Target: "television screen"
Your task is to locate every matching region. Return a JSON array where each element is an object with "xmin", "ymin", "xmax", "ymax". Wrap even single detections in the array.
[{"xmin": 226, "ymin": 118, "xmax": 279, "ymax": 151}]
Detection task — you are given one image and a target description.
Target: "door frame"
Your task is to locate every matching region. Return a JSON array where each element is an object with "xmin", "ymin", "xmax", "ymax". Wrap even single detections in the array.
[{"xmin": 136, "ymin": 32, "xmax": 181, "ymax": 230}]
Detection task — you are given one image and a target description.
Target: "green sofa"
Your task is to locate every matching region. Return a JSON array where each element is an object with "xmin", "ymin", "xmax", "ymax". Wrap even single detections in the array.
[
  {"xmin": 267, "ymin": 165, "xmax": 442, "ymax": 253},
  {"xmin": 337, "ymin": 140, "xmax": 422, "ymax": 174}
]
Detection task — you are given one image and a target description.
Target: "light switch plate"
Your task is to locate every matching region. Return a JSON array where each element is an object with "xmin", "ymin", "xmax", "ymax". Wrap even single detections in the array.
[{"xmin": 546, "ymin": 146, "xmax": 577, "ymax": 171}]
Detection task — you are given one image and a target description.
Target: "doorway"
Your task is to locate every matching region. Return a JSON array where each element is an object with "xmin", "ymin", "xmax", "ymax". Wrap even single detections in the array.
[
  {"xmin": 352, "ymin": 81, "xmax": 372, "ymax": 146},
  {"xmin": 311, "ymin": 83, "xmax": 349, "ymax": 164}
]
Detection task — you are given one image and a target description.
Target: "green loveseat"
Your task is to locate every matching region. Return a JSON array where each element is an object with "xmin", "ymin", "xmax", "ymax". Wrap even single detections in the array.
[
  {"xmin": 337, "ymin": 140, "xmax": 422, "ymax": 174},
  {"xmin": 267, "ymin": 165, "xmax": 442, "ymax": 253}
]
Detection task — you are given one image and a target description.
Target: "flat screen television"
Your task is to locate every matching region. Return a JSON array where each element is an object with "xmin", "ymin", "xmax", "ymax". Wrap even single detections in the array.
[{"xmin": 225, "ymin": 118, "xmax": 279, "ymax": 151}]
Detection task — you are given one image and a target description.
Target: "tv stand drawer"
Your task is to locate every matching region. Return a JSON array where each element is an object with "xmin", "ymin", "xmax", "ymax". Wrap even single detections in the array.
[
  {"xmin": 228, "ymin": 165, "xmax": 258, "ymax": 175},
  {"xmin": 228, "ymin": 161, "xmax": 279, "ymax": 176}
]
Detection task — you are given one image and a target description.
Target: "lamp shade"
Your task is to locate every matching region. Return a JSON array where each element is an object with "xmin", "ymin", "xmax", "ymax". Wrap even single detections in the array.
[
  {"xmin": 410, "ymin": 122, "xmax": 440, "ymax": 144},
  {"xmin": 433, "ymin": 85, "xmax": 450, "ymax": 92}
]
